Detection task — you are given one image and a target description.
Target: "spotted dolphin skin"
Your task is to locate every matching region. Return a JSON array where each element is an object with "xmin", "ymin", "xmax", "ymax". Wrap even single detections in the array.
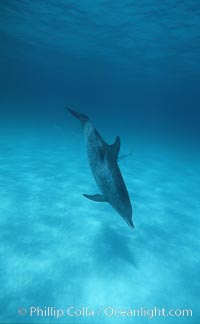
[{"xmin": 67, "ymin": 107, "xmax": 134, "ymax": 228}]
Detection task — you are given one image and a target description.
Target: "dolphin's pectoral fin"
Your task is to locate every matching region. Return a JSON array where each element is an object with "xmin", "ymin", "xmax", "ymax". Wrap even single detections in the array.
[
  {"xmin": 110, "ymin": 136, "xmax": 120, "ymax": 160},
  {"xmin": 118, "ymin": 150, "xmax": 134, "ymax": 162},
  {"xmin": 83, "ymin": 194, "xmax": 107, "ymax": 202}
]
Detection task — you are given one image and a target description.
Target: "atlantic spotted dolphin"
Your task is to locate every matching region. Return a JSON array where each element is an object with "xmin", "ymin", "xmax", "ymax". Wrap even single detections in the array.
[{"xmin": 67, "ymin": 107, "xmax": 134, "ymax": 228}]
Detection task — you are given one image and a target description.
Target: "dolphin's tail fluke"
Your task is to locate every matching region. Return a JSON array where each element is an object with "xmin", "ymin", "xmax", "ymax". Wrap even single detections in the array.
[{"xmin": 66, "ymin": 106, "xmax": 89, "ymax": 125}]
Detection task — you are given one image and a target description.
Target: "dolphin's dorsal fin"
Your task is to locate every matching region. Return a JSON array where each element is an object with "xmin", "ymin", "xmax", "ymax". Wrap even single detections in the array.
[
  {"xmin": 83, "ymin": 194, "xmax": 107, "ymax": 202},
  {"xmin": 109, "ymin": 136, "xmax": 120, "ymax": 160}
]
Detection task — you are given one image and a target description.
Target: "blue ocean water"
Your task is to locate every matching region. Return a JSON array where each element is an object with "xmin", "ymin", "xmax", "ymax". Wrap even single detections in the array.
[{"xmin": 0, "ymin": 1, "xmax": 200, "ymax": 323}]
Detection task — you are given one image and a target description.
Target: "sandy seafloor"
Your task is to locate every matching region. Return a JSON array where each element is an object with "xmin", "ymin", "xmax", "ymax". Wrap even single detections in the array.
[
  {"xmin": 1, "ymin": 0, "xmax": 200, "ymax": 323},
  {"xmin": 0, "ymin": 123, "xmax": 199, "ymax": 324}
]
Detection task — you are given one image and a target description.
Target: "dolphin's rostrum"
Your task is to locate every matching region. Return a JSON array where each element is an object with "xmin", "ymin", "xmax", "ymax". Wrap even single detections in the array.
[{"xmin": 67, "ymin": 107, "xmax": 134, "ymax": 228}]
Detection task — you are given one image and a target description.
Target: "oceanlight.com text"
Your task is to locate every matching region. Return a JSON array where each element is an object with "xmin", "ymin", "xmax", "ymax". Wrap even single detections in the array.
[{"xmin": 18, "ymin": 306, "xmax": 193, "ymax": 319}]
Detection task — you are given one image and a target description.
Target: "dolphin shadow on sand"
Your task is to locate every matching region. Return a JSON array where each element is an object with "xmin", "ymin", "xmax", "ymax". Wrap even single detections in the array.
[{"xmin": 93, "ymin": 224, "xmax": 136, "ymax": 268}]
